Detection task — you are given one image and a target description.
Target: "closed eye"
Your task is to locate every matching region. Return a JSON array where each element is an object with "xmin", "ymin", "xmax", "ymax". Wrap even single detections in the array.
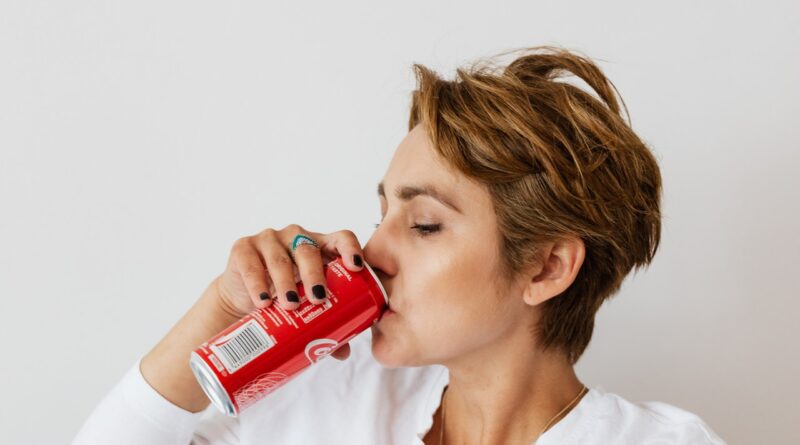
[
  {"xmin": 373, "ymin": 223, "xmax": 442, "ymax": 237},
  {"xmin": 411, "ymin": 223, "xmax": 441, "ymax": 237}
]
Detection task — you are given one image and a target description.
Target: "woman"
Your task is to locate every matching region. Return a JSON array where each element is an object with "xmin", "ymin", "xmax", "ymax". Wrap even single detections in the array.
[{"xmin": 72, "ymin": 46, "xmax": 725, "ymax": 444}]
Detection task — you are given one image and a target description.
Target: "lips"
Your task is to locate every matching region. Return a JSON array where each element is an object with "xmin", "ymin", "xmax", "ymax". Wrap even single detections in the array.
[{"xmin": 382, "ymin": 301, "xmax": 396, "ymax": 317}]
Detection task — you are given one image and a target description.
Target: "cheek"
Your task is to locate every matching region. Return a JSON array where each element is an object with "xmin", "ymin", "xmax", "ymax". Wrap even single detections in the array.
[
  {"xmin": 378, "ymin": 263, "xmax": 505, "ymax": 364},
  {"xmin": 420, "ymin": 251, "xmax": 512, "ymax": 352},
  {"xmin": 370, "ymin": 239, "xmax": 507, "ymax": 365}
]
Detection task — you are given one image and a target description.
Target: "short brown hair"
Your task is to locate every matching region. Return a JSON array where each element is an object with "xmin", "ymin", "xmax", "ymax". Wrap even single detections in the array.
[{"xmin": 408, "ymin": 46, "xmax": 662, "ymax": 365}]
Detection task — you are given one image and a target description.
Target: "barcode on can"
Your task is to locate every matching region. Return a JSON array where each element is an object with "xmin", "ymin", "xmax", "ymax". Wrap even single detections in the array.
[{"xmin": 210, "ymin": 319, "xmax": 275, "ymax": 373}]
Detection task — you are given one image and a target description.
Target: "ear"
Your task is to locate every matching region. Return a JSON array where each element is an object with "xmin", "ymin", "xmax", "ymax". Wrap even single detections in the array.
[{"xmin": 522, "ymin": 236, "xmax": 586, "ymax": 307}]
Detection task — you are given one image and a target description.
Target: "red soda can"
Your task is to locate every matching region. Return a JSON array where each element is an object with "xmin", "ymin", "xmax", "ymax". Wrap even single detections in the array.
[{"xmin": 189, "ymin": 256, "xmax": 388, "ymax": 416}]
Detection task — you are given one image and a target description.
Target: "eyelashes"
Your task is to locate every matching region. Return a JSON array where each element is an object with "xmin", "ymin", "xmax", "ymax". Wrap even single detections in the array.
[
  {"xmin": 373, "ymin": 223, "xmax": 442, "ymax": 237},
  {"xmin": 411, "ymin": 223, "xmax": 441, "ymax": 237}
]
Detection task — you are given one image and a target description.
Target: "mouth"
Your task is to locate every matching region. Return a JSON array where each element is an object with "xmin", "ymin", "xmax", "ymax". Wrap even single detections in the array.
[{"xmin": 380, "ymin": 306, "xmax": 396, "ymax": 321}]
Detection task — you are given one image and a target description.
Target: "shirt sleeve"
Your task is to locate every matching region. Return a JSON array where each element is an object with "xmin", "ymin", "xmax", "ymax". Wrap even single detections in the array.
[
  {"xmin": 71, "ymin": 356, "xmax": 239, "ymax": 445},
  {"xmin": 669, "ymin": 421, "xmax": 728, "ymax": 445}
]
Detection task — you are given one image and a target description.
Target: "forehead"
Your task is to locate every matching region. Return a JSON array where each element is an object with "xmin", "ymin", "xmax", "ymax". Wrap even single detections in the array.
[
  {"xmin": 384, "ymin": 125, "xmax": 464, "ymax": 191},
  {"xmin": 381, "ymin": 125, "xmax": 493, "ymax": 214}
]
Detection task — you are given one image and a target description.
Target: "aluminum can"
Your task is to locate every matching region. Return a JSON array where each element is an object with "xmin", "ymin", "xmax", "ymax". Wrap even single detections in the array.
[{"xmin": 190, "ymin": 256, "xmax": 388, "ymax": 416}]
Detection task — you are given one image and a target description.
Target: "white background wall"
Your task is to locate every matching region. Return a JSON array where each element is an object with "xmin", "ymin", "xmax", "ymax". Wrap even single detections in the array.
[{"xmin": 1, "ymin": 1, "xmax": 798, "ymax": 444}]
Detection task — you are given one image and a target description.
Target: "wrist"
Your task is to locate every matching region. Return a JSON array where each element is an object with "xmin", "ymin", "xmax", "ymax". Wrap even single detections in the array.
[
  {"xmin": 139, "ymin": 277, "xmax": 245, "ymax": 413},
  {"xmin": 207, "ymin": 275, "xmax": 250, "ymax": 321}
]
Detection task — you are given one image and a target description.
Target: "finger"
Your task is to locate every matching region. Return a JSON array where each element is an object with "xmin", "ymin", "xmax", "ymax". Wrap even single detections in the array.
[
  {"xmin": 290, "ymin": 236, "xmax": 329, "ymax": 305},
  {"xmin": 261, "ymin": 232, "xmax": 302, "ymax": 311},
  {"xmin": 331, "ymin": 343, "xmax": 351, "ymax": 361},
  {"xmin": 319, "ymin": 229, "xmax": 365, "ymax": 272},
  {"xmin": 233, "ymin": 240, "xmax": 275, "ymax": 310}
]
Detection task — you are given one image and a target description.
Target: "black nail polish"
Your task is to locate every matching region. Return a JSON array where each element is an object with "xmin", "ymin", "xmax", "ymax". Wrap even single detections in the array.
[
  {"xmin": 286, "ymin": 291, "xmax": 299, "ymax": 303},
  {"xmin": 259, "ymin": 292, "xmax": 270, "ymax": 301},
  {"xmin": 353, "ymin": 254, "xmax": 363, "ymax": 268},
  {"xmin": 312, "ymin": 284, "xmax": 326, "ymax": 300}
]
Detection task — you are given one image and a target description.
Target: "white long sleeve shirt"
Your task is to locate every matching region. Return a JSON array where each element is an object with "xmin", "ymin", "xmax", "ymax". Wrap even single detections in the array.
[{"xmin": 72, "ymin": 329, "xmax": 726, "ymax": 444}]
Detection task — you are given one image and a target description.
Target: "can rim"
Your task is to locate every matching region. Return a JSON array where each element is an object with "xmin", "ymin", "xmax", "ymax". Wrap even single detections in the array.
[
  {"xmin": 189, "ymin": 351, "xmax": 238, "ymax": 417},
  {"xmin": 362, "ymin": 260, "xmax": 389, "ymax": 306}
]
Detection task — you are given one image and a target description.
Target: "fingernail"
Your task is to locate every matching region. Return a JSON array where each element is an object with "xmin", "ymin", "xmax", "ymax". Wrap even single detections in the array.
[
  {"xmin": 312, "ymin": 284, "xmax": 326, "ymax": 300},
  {"xmin": 286, "ymin": 291, "xmax": 299, "ymax": 303},
  {"xmin": 353, "ymin": 254, "xmax": 363, "ymax": 268},
  {"xmin": 259, "ymin": 292, "xmax": 270, "ymax": 301}
]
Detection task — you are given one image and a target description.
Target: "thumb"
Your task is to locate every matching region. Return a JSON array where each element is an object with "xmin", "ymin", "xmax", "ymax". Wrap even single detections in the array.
[{"xmin": 331, "ymin": 342, "xmax": 351, "ymax": 361}]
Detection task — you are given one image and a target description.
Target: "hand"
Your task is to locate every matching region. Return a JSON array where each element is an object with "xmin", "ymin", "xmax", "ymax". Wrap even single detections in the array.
[{"xmin": 214, "ymin": 224, "xmax": 366, "ymax": 361}]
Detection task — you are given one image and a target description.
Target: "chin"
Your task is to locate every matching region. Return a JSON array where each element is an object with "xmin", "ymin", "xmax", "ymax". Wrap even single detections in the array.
[{"xmin": 370, "ymin": 325, "xmax": 413, "ymax": 368}]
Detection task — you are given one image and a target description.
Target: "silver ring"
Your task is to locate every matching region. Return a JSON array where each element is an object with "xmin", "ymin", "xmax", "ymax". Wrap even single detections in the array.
[{"xmin": 290, "ymin": 234, "xmax": 320, "ymax": 259}]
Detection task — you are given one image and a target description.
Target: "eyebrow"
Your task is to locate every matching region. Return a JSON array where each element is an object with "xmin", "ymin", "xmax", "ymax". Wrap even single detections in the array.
[{"xmin": 377, "ymin": 181, "xmax": 462, "ymax": 214}]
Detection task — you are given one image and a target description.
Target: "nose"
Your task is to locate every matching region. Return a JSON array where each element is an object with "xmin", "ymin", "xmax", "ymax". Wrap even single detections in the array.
[{"xmin": 362, "ymin": 228, "xmax": 396, "ymax": 293}]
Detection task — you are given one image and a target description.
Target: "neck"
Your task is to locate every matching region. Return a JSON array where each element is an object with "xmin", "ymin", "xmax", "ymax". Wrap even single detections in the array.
[{"xmin": 439, "ymin": 325, "xmax": 584, "ymax": 445}]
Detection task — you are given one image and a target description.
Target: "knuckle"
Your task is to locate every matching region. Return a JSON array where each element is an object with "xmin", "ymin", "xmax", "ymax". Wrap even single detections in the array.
[
  {"xmin": 231, "ymin": 237, "xmax": 250, "ymax": 252},
  {"xmin": 259, "ymin": 228, "xmax": 277, "ymax": 238},
  {"xmin": 230, "ymin": 237, "xmax": 251, "ymax": 256},
  {"xmin": 336, "ymin": 229, "xmax": 357, "ymax": 239},
  {"xmin": 335, "ymin": 229, "xmax": 360, "ymax": 246},
  {"xmin": 283, "ymin": 223, "xmax": 303, "ymax": 233}
]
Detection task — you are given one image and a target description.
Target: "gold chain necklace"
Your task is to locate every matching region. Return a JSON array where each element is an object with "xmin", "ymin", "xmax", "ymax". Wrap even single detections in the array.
[{"xmin": 438, "ymin": 383, "xmax": 588, "ymax": 445}]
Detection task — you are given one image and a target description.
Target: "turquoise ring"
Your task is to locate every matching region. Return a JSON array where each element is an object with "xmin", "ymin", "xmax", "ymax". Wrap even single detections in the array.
[{"xmin": 290, "ymin": 234, "xmax": 320, "ymax": 258}]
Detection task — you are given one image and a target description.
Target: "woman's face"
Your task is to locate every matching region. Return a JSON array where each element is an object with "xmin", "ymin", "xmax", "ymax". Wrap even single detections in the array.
[{"xmin": 364, "ymin": 124, "xmax": 530, "ymax": 367}]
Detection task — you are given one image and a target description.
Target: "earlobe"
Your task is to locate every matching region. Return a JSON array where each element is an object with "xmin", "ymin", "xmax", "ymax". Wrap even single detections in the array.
[{"xmin": 521, "ymin": 237, "xmax": 586, "ymax": 307}]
